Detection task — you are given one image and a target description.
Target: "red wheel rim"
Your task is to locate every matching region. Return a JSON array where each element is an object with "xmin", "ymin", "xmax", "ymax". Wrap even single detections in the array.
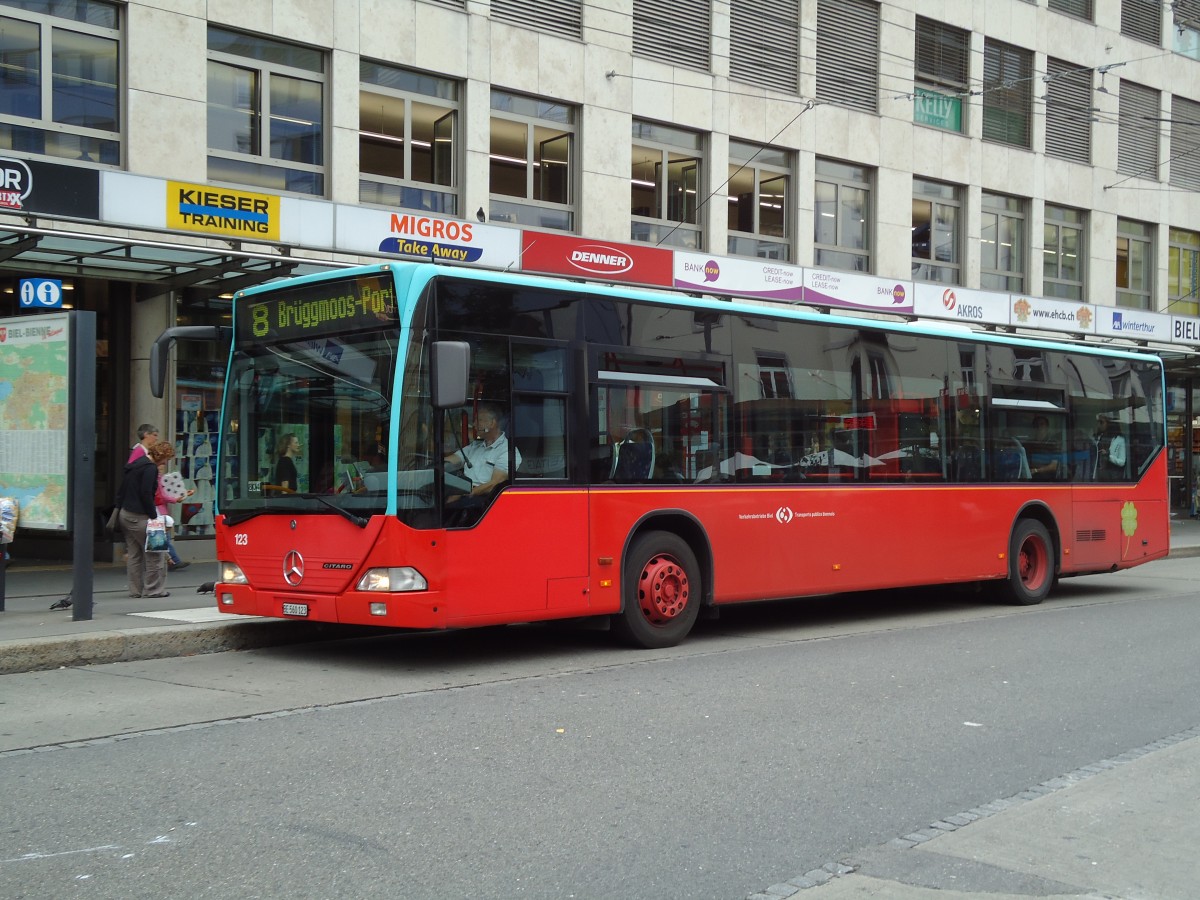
[
  {"xmin": 1018, "ymin": 534, "xmax": 1049, "ymax": 592},
  {"xmin": 637, "ymin": 553, "xmax": 690, "ymax": 625}
]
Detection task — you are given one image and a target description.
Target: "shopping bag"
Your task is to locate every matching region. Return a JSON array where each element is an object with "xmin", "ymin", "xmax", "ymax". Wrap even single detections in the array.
[{"xmin": 145, "ymin": 517, "xmax": 168, "ymax": 552}]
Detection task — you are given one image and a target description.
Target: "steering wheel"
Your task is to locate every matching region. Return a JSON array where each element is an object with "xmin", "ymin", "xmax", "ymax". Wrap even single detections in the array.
[{"xmin": 398, "ymin": 452, "xmax": 434, "ymax": 470}]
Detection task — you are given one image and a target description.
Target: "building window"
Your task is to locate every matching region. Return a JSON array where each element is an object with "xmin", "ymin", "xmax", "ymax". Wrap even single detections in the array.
[
  {"xmin": 1174, "ymin": 0, "xmax": 1200, "ymax": 60},
  {"xmin": 633, "ymin": 0, "xmax": 711, "ymax": 72},
  {"xmin": 914, "ymin": 17, "xmax": 968, "ymax": 133},
  {"xmin": 730, "ymin": 0, "xmax": 799, "ymax": 94},
  {"xmin": 1116, "ymin": 218, "xmax": 1154, "ymax": 310},
  {"xmin": 727, "ymin": 140, "xmax": 790, "ymax": 261},
  {"xmin": 1044, "ymin": 58, "xmax": 1091, "ymax": 164},
  {"xmin": 1169, "ymin": 227, "xmax": 1200, "ymax": 317},
  {"xmin": 1043, "ymin": 204, "xmax": 1086, "ymax": 301},
  {"xmin": 631, "ymin": 120, "xmax": 704, "ymax": 249},
  {"xmin": 981, "ymin": 192, "xmax": 1026, "ymax": 292},
  {"xmin": 756, "ymin": 352, "xmax": 792, "ymax": 398},
  {"xmin": 0, "ymin": 0, "xmax": 120, "ymax": 164},
  {"xmin": 815, "ymin": 0, "xmax": 879, "ymax": 113},
  {"xmin": 983, "ymin": 39, "xmax": 1032, "ymax": 149},
  {"xmin": 1117, "ymin": 80, "xmax": 1160, "ymax": 179},
  {"xmin": 359, "ymin": 62, "xmax": 458, "ymax": 215},
  {"xmin": 1170, "ymin": 96, "xmax": 1200, "ymax": 191},
  {"xmin": 488, "ymin": 91, "xmax": 575, "ymax": 231},
  {"xmin": 1049, "ymin": 0, "xmax": 1092, "ymax": 21},
  {"xmin": 207, "ymin": 28, "xmax": 325, "ymax": 196},
  {"xmin": 911, "ymin": 178, "xmax": 961, "ymax": 284},
  {"xmin": 814, "ymin": 158, "xmax": 871, "ymax": 272},
  {"xmin": 1121, "ymin": 0, "xmax": 1162, "ymax": 44}
]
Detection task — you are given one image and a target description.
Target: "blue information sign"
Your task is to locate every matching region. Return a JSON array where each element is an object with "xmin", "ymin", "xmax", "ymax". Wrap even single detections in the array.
[{"xmin": 18, "ymin": 278, "xmax": 63, "ymax": 309}]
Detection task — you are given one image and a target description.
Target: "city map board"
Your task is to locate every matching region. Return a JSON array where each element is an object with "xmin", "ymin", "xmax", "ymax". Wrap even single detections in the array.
[{"xmin": 0, "ymin": 313, "xmax": 71, "ymax": 530}]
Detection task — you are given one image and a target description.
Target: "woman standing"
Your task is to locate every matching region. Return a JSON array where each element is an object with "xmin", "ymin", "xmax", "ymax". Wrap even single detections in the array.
[{"xmin": 117, "ymin": 439, "xmax": 173, "ymax": 598}]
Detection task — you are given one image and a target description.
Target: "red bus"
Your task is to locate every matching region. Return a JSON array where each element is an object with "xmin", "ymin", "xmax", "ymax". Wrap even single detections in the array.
[{"xmin": 152, "ymin": 262, "xmax": 1169, "ymax": 648}]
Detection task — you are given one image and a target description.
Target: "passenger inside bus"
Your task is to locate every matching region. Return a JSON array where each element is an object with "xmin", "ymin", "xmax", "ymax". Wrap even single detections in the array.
[{"xmin": 1025, "ymin": 415, "xmax": 1064, "ymax": 480}]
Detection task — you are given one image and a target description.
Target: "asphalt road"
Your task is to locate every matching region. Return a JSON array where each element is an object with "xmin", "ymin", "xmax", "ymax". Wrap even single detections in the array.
[{"xmin": 3, "ymin": 556, "xmax": 1200, "ymax": 899}]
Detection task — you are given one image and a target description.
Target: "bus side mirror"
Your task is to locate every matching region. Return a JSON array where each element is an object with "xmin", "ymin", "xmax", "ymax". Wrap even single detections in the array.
[
  {"xmin": 149, "ymin": 325, "xmax": 230, "ymax": 398},
  {"xmin": 432, "ymin": 340, "xmax": 470, "ymax": 409}
]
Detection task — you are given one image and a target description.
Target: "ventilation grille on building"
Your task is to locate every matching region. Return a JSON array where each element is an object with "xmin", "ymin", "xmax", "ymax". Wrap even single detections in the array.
[
  {"xmin": 730, "ymin": 0, "xmax": 799, "ymax": 94},
  {"xmin": 1122, "ymin": 0, "xmax": 1162, "ymax": 43},
  {"xmin": 420, "ymin": 0, "xmax": 467, "ymax": 10},
  {"xmin": 492, "ymin": 0, "xmax": 582, "ymax": 40},
  {"xmin": 634, "ymin": 0, "xmax": 712, "ymax": 72},
  {"xmin": 815, "ymin": 0, "xmax": 879, "ymax": 112},
  {"xmin": 1117, "ymin": 80, "xmax": 1160, "ymax": 178},
  {"xmin": 1049, "ymin": 0, "xmax": 1093, "ymax": 21},
  {"xmin": 1044, "ymin": 58, "xmax": 1092, "ymax": 164},
  {"xmin": 1171, "ymin": 96, "xmax": 1200, "ymax": 190}
]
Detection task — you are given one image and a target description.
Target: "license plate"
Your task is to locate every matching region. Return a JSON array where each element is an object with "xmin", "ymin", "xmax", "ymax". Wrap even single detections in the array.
[{"xmin": 281, "ymin": 603, "xmax": 309, "ymax": 617}]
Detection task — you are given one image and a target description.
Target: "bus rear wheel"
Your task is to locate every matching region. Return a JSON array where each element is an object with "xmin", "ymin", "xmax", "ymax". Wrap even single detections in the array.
[
  {"xmin": 615, "ymin": 532, "xmax": 701, "ymax": 649},
  {"xmin": 1002, "ymin": 519, "xmax": 1054, "ymax": 606}
]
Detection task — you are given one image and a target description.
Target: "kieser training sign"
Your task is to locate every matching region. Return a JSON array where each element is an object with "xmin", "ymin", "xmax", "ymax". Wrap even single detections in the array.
[{"xmin": 166, "ymin": 181, "xmax": 281, "ymax": 241}]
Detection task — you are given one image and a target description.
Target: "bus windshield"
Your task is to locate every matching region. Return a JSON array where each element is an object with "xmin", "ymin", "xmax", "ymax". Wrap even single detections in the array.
[{"xmin": 218, "ymin": 271, "xmax": 404, "ymax": 524}]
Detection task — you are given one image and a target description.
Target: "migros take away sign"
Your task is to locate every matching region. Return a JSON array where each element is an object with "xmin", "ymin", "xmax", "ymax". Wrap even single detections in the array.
[{"xmin": 167, "ymin": 181, "xmax": 280, "ymax": 241}]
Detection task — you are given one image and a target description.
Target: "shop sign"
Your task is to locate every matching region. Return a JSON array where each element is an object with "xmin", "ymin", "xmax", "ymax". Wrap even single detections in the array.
[
  {"xmin": 912, "ymin": 283, "xmax": 1009, "ymax": 326},
  {"xmin": 0, "ymin": 157, "xmax": 98, "ymax": 218},
  {"xmin": 1095, "ymin": 307, "xmax": 1170, "ymax": 342},
  {"xmin": 521, "ymin": 232, "xmax": 672, "ymax": 287},
  {"xmin": 1010, "ymin": 295, "xmax": 1096, "ymax": 333},
  {"xmin": 166, "ymin": 181, "xmax": 280, "ymax": 241},
  {"xmin": 803, "ymin": 269, "xmax": 914, "ymax": 314},
  {"xmin": 674, "ymin": 252, "xmax": 803, "ymax": 301},
  {"xmin": 335, "ymin": 207, "xmax": 520, "ymax": 268},
  {"xmin": 914, "ymin": 89, "xmax": 962, "ymax": 132},
  {"xmin": 1171, "ymin": 315, "xmax": 1200, "ymax": 345}
]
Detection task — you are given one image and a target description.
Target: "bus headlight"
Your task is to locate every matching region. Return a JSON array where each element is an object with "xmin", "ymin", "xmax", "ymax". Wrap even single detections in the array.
[
  {"xmin": 357, "ymin": 567, "xmax": 428, "ymax": 592},
  {"xmin": 219, "ymin": 561, "xmax": 248, "ymax": 584}
]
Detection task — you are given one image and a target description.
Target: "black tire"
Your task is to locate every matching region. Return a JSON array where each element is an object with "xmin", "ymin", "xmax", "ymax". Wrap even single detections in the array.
[
  {"xmin": 614, "ymin": 531, "xmax": 701, "ymax": 649},
  {"xmin": 1000, "ymin": 519, "xmax": 1054, "ymax": 606}
]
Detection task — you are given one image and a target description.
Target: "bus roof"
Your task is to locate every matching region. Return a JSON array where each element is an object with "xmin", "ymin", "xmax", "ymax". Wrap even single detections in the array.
[{"xmin": 234, "ymin": 261, "xmax": 1164, "ymax": 366}]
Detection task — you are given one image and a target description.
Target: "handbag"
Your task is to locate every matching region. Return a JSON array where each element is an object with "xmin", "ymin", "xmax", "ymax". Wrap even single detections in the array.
[{"xmin": 145, "ymin": 516, "xmax": 168, "ymax": 552}]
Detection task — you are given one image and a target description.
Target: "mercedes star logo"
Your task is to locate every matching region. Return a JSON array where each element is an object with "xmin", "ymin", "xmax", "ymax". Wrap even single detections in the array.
[{"xmin": 283, "ymin": 549, "xmax": 305, "ymax": 586}]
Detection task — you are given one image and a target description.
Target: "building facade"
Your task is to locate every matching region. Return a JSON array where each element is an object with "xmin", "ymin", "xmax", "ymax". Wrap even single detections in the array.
[{"xmin": 2, "ymin": 0, "xmax": 1200, "ymax": 556}]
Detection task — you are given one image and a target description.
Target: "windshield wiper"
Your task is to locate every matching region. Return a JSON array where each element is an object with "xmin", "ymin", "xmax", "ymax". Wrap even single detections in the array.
[{"xmin": 296, "ymin": 493, "xmax": 369, "ymax": 528}]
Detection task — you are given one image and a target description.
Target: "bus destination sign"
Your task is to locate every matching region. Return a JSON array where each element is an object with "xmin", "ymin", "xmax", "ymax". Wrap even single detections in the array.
[{"xmin": 237, "ymin": 274, "xmax": 399, "ymax": 344}]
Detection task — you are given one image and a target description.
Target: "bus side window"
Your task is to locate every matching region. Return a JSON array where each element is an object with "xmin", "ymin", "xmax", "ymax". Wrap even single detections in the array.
[{"xmin": 513, "ymin": 396, "xmax": 567, "ymax": 479}]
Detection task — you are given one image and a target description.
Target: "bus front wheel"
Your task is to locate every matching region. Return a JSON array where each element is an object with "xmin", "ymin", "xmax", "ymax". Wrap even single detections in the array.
[
  {"xmin": 615, "ymin": 532, "xmax": 701, "ymax": 649},
  {"xmin": 1002, "ymin": 519, "xmax": 1054, "ymax": 606}
]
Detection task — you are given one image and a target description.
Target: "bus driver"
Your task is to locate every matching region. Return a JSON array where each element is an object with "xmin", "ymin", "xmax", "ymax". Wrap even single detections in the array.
[{"xmin": 444, "ymin": 404, "xmax": 522, "ymax": 506}]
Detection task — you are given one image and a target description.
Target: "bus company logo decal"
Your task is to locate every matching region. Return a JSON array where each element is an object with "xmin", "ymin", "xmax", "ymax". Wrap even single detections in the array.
[
  {"xmin": 737, "ymin": 507, "xmax": 836, "ymax": 523},
  {"xmin": 0, "ymin": 157, "xmax": 32, "ymax": 210},
  {"xmin": 283, "ymin": 550, "xmax": 305, "ymax": 586},
  {"xmin": 567, "ymin": 244, "xmax": 634, "ymax": 275}
]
